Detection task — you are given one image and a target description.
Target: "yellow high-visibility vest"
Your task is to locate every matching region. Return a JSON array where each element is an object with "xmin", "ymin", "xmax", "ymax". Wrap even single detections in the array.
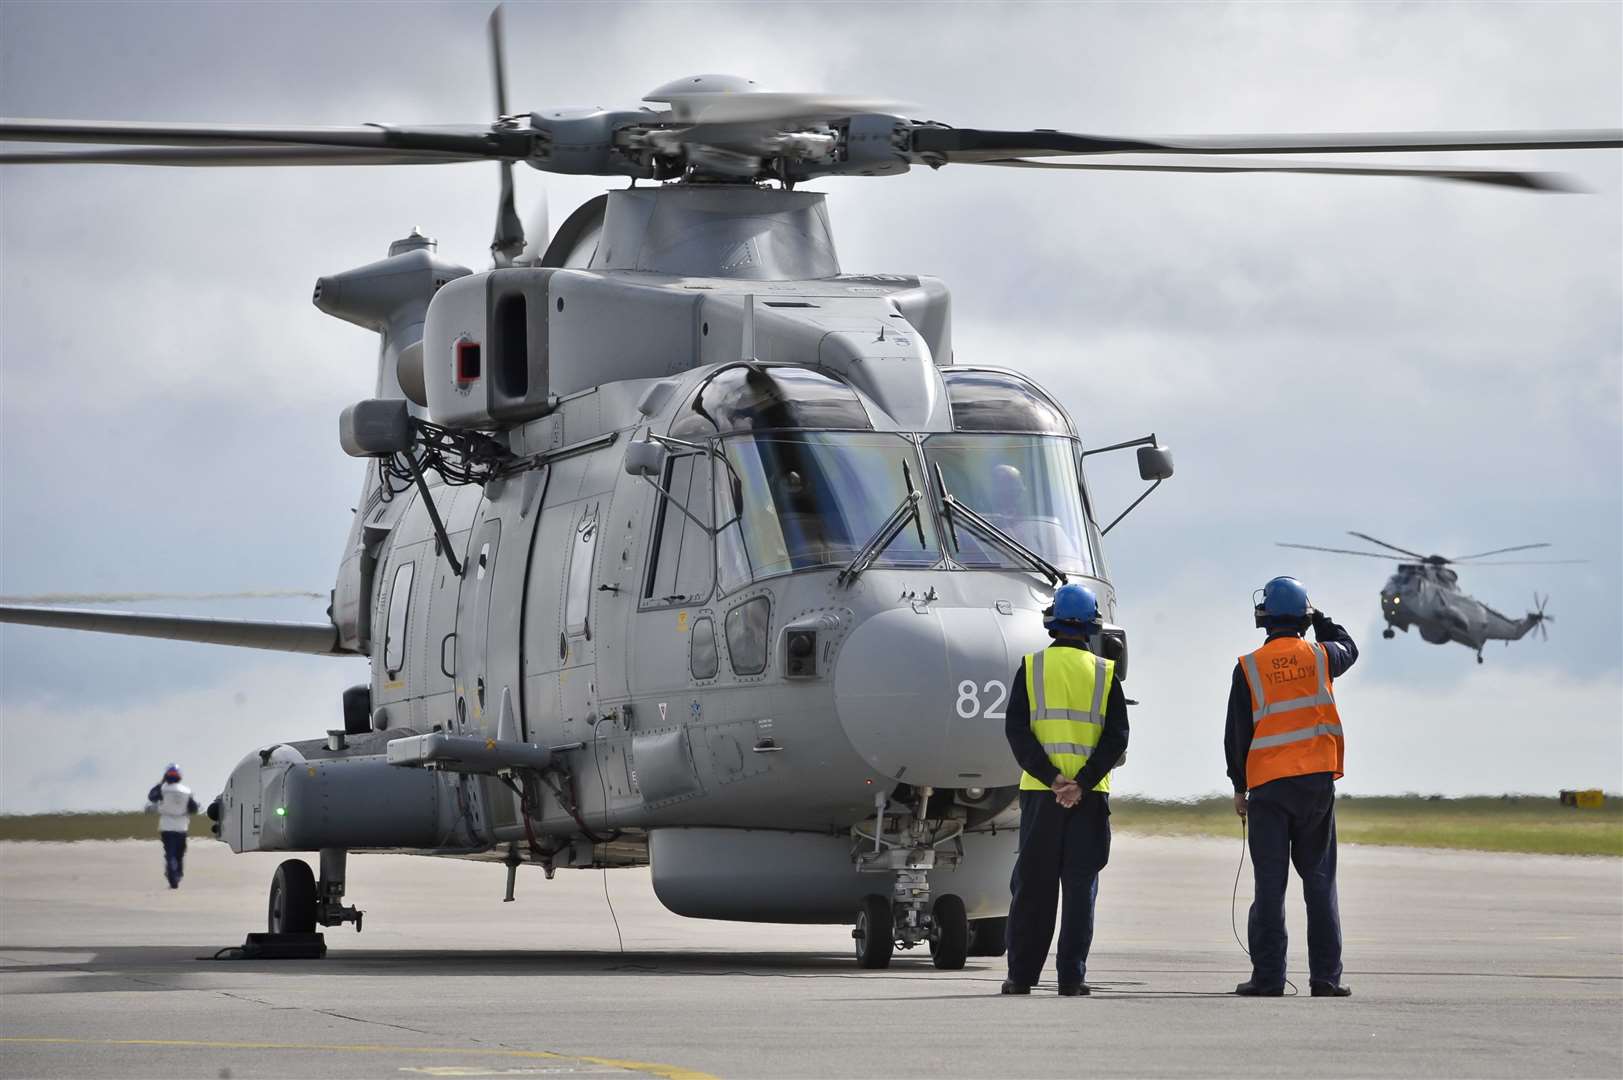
[{"xmin": 1019, "ymin": 646, "xmax": 1116, "ymax": 793}]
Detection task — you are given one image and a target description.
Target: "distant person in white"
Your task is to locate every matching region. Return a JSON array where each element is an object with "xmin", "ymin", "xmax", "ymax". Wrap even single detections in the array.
[{"xmin": 145, "ymin": 764, "xmax": 198, "ymax": 889}]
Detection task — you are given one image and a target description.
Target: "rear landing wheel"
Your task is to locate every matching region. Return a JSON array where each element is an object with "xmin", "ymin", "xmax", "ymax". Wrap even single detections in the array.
[
  {"xmin": 268, "ymin": 859, "xmax": 317, "ymax": 934},
  {"xmin": 1382, "ymin": 628, "xmax": 1395, "ymax": 640},
  {"xmin": 853, "ymin": 894, "xmax": 894, "ymax": 969},
  {"xmin": 928, "ymin": 893, "xmax": 969, "ymax": 970}
]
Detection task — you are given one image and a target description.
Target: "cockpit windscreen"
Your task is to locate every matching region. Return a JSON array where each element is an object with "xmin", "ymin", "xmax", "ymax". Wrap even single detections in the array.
[
  {"xmin": 923, "ymin": 434, "xmax": 1094, "ymax": 576},
  {"xmin": 714, "ymin": 432, "xmax": 940, "ymax": 590}
]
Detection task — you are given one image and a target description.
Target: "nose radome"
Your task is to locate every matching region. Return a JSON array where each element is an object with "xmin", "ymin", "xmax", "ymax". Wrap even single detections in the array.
[{"xmin": 833, "ymin": 607, "xmax": 1048, "ymax": 789}]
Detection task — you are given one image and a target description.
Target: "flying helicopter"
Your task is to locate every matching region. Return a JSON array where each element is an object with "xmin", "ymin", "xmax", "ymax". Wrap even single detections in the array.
[
  {"xmin": 1277, "ymin": 532, "xmax": 1586, "ymax": 663},
  {"xmin": 1, "ymin": 8, "xmax": 1619, "ymax": 970}
]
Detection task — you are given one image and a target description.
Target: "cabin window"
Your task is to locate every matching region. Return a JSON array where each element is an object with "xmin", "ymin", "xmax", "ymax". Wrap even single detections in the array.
[
  {"xmin": 643, "ymin": 454, "xmax": 714, "ymax": 607},
  {"xmin": 725, "ymin": 596, "xmax": 771, "ymax": 676},
  {"xmin": 690, "ymin": 616, "xmax": 719, "ymax": 680},
  {"xmin": 384, "ymin": 561, "xmax": 414, "ymax": 675},
  {"xmin": 565, "ymin": 507, "xmax": 598, "ymax": 639}
]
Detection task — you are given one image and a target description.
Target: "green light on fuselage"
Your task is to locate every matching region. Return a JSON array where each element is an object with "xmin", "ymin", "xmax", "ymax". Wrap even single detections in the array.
[{"xmin": 274, "ymin": 807, "xmax": 287, "ymax": 817}]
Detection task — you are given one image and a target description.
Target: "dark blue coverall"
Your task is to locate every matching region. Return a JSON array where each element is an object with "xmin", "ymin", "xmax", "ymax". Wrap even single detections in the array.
[
  {"xmin": 1004, "ymin": 639, "xmax": 1130, "ymax": 990},
  {"xmin": 1225, "ymin": 613, "xmax": 1358, "ymax": 991}
]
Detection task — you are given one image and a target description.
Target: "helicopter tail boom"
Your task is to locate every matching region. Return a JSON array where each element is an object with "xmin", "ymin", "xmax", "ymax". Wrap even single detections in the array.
[{"xmin": 0, "ymin": 604, "xmax": 350, "ymax": 656}]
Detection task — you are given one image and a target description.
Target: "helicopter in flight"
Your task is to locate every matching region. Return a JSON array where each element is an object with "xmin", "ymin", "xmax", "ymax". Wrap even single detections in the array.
[
  {"xmin": 1, "ymin": 9, "xmax": 1618, "ymax": 969},
  {"xmin": 1277, "ymin": 532, "xmax": 1584, "ymax": 664}
]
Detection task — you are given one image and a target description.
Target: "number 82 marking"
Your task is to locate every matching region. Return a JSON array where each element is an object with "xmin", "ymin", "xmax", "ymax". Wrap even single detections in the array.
[{"xmin": 955, "ymin": 679, "xmax": 1008, "ymax": 720}]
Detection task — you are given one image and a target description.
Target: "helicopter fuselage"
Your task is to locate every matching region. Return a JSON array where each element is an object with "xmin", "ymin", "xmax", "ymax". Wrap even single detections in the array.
[
  {"xmin": 1380, "ymin": 563, "xmax": 1540, "ymax": 655},
  {"xmin": 209, "ymin": 186, "xmax": 1152, "ymax": 932}
]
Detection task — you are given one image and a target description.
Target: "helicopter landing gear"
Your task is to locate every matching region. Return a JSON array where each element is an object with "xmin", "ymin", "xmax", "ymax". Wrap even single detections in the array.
[
  {"xmin": 853, "ymin": 894, "xmax": 894, "ymax": 969},
  {"xmin": 850, "ymin": 786, "xmax": 966, "ymax": 969},
  {"xmin": 927, "ymin": 893, "xmax": 969, "ymax": 970},
  {"xmin": 1382, "ymin": 628, "xmax": 1396, "ymax": 640},
  {"xmin": 268, "ymin": 859, "xmax": 317, "ymax": 933},
  {"xmin": 267, "ymin": 853, "xmax": 364, "ymax": 935},
  {"xmin": 1476, "ymin": 652, "xmax": 1484, "ymax": 665}
]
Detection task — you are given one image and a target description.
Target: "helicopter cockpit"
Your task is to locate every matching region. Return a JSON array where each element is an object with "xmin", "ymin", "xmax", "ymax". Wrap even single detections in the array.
[{"xmin": 662, "ymin": 363, "xmax": 1098, "ymax": 592}]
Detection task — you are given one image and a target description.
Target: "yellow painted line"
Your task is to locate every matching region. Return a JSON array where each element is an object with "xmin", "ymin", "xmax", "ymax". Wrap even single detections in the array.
[{"xmin": 0, "ymin": 1037, "xmax": 716, "ymax": 1080}]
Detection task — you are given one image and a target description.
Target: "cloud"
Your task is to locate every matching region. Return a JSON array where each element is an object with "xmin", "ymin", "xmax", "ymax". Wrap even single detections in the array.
[
  {"xmin": 1, "ymin": 0, "xmax": 1619, "ymax": 808},
  {"xmin": 1, "ymin": 660, "xmax": 362, "ymax": 814}
]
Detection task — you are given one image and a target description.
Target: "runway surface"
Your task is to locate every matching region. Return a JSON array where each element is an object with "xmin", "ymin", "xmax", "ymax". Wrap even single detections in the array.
[{"xmin": 2, "ymin": 836, "xmax": 1619, "ymax": 1079}]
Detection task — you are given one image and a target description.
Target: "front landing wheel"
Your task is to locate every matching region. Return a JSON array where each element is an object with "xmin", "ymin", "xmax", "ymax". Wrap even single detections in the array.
[
  {"xmin": 853, "ymin": 894, "xmax": 894, "ymax": 969},
  {"xmin": 929, "ymin": 894, "xmax": 969, "ymax": 970},
  {"xmin": 268, "ymin": 859, "xmax": 317, "ymax": 934}
]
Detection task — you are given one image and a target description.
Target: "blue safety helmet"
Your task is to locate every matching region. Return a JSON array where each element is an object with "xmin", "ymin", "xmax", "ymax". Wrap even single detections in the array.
[
  {"xmin": 1255, "ymin": 576, "xmax": 1312, "ymax": 630},
  {"xmin": 1044, "ymin": 583, "xmax": 1100, "ymax": 635},
  {"xmin": 163, "ymin": 763, "xmax": 181, "ymax": 782}
]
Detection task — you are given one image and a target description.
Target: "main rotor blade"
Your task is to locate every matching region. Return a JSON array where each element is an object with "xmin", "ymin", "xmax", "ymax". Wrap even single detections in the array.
[
  {"xmin": 1451, "ymin": 542, "xmax": 1553, "ymax": 560},
  {"xmin": 985, "ymin": 156, "xmax": 1575, "ymax": 192},
  {"xmin": 489, "ymin": 5, "xmax": 511, "ymax": 119},
  {"xmin": 0, "ymin": 146, "xmax": 480, "ymax": 166},
  {"xmin": 0, "ymin": 118, "xmax": 529, "ymax": 157},
  {"xmin": 1450, "ymin": 559, "xmax": 1588, "ymax": 566},
  {"xmin": 1347, "ymin": 531, "xmax": 1431, "ymax": 560},
  {"xmin": 1276, "ymin": 542, "xmax": 1398, "ymax": 560},
  {"xmin": 911, "ymin": 127, "xmax": 1623, "ymax": 163},
  {"xmin": 0, "ymin": 590, "xmax": 323, "ymax": 603},
  {"xmin": 487, "ymin": 5, "xmax": 523, "ymax": 266},
  {"xmin": 0, "ymin": 604, "xmax": 346, "ymax": 655}
]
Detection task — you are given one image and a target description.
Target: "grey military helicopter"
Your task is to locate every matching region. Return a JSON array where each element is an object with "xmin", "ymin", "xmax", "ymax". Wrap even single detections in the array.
[
  {"xmin": 2, "ymin": 10, "xmax": 1619, "ymax": 969},
  {"xmin": 1278, "ymin": 532, "xmax": 1584, "ymax": 663}
]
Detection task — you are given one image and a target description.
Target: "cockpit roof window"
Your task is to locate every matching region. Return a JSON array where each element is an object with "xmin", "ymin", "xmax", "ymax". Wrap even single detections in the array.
[
  {"xmin": 671, "ymin": 365, "xmax": 873, "ymax": 440},
  {"xmin": 940, "ymin": 368, "xmax": 1071, "ymax": 435}
]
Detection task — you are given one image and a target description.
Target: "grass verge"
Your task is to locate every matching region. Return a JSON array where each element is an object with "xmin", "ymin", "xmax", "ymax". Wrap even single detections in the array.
[
  {"xmin": 2, "ymin": 797, "xmax": 1618, "ymax": 856},
  {"xmin": 1111, "ymin": 795, "xmax": 1623, "ymax": 857}
]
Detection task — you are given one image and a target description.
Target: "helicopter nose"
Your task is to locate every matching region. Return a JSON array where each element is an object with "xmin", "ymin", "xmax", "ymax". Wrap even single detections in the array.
[{"xmin": 833, "ymin": 607, "xmax": 1049, "ymax": 790}]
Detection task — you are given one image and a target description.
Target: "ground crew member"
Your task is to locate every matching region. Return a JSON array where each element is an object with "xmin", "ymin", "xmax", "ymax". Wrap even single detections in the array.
[
  {"xmin": 1002, "ymin": 583, "xmax": 1129, "ymax": 996},
  {"xmin": 145, "ymin": 764, "xmax": 198, "ymax": 889},
  {"xmin": 1227, "ymin": 576, "xmax": 1357, "ymax": 997}
]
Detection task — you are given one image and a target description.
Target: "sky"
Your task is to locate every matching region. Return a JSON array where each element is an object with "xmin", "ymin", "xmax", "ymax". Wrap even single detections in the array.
[{"xmin": 1, "ymin": 1, "xmax": 1619, "ymax": 813}]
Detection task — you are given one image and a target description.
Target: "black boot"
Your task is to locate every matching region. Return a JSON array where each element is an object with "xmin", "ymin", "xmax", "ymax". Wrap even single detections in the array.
[
  {"xmin": 1234, "ymin": 980, "xmax": 1284, "ymax": 997},
  {"xmin": 1310, "ymin": 982, "xmax": 1352, "ymax": 997},
  {"xmin": 1000, "ymin": 981, "xmax": 1032, "ymax": 995},
  {"xmin": 1057, "ymin": 983, "xmax": 1090, "ymax": 997}
]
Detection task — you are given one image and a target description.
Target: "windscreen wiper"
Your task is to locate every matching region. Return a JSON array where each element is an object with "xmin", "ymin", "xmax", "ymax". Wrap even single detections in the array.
[
  {"xmin": 933, "ymin": 466, "xmax": 1067, "ymax": 586},
  {"xmin": 838, "ymin": 487, "xmax": 925, "ymax": 586}
]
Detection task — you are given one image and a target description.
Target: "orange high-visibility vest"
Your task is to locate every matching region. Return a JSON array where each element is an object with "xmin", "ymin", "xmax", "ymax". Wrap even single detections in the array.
[{"xmin": 1239, "ymin": 636, "xmax": 1344, "ymax": 790}]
